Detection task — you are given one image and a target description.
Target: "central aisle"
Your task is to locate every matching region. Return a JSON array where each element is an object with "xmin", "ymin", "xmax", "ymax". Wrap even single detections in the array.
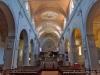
[{"xmin": 41, "ymin": 71, "xmax": 60, "ymax": 75}]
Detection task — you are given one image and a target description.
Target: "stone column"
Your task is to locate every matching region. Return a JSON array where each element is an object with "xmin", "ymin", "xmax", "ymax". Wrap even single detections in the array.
[
  {"xmin": 86, "ymin": 34, "xmax": 99, "ymax": 70},
  {"xmin": 3, "ymin": 35, "xmax": 15, "ymax": 69},
  {"xmin": 33, "ymin": 40, "xmax": 39, "ymax": 66},
  {"xmin": 82, "ymin": 37, "xmax": 90, "ymax": 70},
  {"xmin": 70, "ymin": 38, "xmax": 75, "ymax": 64},
  {"xmin": 70, "ymin": 41, "xmax": 78, "ymax": 64},
  {"xmin": 11, "ymin": 38, "xmax": 19, "ymax": 69},
  {"xmin": 58, "ymin": 39, "xmax": 66, "ymax": 65},
  {"xmin": 30, "ymin": 55, "xmax": 35, "ymax": 66},
  {"xmin": 23, "ymin": 41, "xmax": 29, "ymax": 66},
  {"xmin": 30, "ymin": 43, "xmax": 35, "ymax": 66},
  {"xmin": 36, "ymin": 42, "xmax": 40, "ymax": 55},
  {"xmin": 62, "ymin": 40, "xmax": 67, "ymax": 65},
  {"xmin": 59, "ymin": 39, "xmax": 65, "ymax": 54}
]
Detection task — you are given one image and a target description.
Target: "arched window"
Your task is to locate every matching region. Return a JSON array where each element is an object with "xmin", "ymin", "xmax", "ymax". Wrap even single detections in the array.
[
  {"xmin": 18, "ymin": 29, "xmax": 29, "ymax": 66},
  {"xmin": 69, "ymin": 0, "xmax": 74, "ymax": 15},
  {"xmin": 69, "ymin": 0, "xmax": 80, "ymax": 15},
  {"xmin": 23, "ymin": 0, "xmax": 31, "ymax": 18},
  {"xmin": 25, "ymin": 0, "xmax": 29, "ymax": 11}
]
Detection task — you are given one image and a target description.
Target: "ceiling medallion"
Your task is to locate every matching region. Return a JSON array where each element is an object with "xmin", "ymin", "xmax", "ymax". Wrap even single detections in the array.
[{"xmin": 41, "ymin": 11, "xmax": 58, "ymax": 20}]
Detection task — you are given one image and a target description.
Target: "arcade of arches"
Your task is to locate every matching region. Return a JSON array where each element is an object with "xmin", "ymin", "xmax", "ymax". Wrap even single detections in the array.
[{"xmin": 0, "ymin": 0, "xmax": 100, "ymax": 75}]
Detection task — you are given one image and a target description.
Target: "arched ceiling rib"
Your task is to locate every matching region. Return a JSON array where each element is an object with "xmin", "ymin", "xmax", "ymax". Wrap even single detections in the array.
[
  {"xmin": 37, "ymin": 21, "xmax": 62, "ymax": 33},
  {"xmin": 33, "ymin": 6, "xmax": 66, "ymax": 16},
  {"xmin": 28, "ymin": 0, "xmax": 70, "ymax": 39},
  {"xmin": 39, "ymin": 30, "xmax": 60, "ymax": 39}
]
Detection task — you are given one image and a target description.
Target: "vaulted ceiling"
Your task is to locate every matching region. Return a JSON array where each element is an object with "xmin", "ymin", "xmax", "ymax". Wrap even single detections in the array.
[
  {"xmin": 28, "ymin": 0, "xmax": 70, "ymax": 51},
  {"xmin": 29, "ymin": 0, "xmax": 70, "ymax": 32}
]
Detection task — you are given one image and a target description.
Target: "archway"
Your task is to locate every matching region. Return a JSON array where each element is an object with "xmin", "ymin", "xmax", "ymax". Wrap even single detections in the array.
[
  {"xmin": 71, "ymin": 29, "xmax": 84, "ymax": 67},
  {"xmin": 42, "ymin": 38, "xmax": 57, "ymax": 52},
  {"xmin": 0, "ymin": 2, "xmax": 15, "ymax": 69},
  {"xmin": 86, "ymin": 0, "xmax": 100, "ymax": 69},
  {"xmin": 40, "ymin": 33, "xmax": 59, "ymax": 52},
  {"xmin": 18, "ymin": 30, "xmax": 29, "ymax": 66}
]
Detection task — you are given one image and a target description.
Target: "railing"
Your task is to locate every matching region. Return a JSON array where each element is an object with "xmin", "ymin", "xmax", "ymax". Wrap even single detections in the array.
[
  {"xmin": 62, "ymin": 70, "xmax": 100, "ymax": 75},
  {"xmin": 63, "ymin": 71, "xmax": 86, "ymax": 75},
  {"xmin": 86, "ymin": 70, "xmax": 100, "ymax": 75},
  {"xmin": 0, "ymin": 67, "xmax": 100, "ymax": 75},
  {"xmin": 0, "ymin": 66, "xmax": 41, "ymax": 75}
]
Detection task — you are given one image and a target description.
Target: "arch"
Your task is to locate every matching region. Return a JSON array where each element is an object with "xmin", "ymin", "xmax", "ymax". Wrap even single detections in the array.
[
  {"xmin": 39, "ymin": 31, "xmax": 60, "ymax": 39},
  {"xmin": 41, "ymin": 38, "xmax": 57, "ymax": 52},
  {"xmin": 40, "ymin": 32, "xmax": 59, "ymax": 52},
  {"xmin": 39, "ymin": 30, "xmax": 60, "ymax": 39},
  {"xmin": 71, "ymin": 29, "xmax": 85, "ymax": 68},
  {"xmin": 0, "ymin": 1, "xmax": 15, "ymax": 69},
  {"xmin": 86, "ymin": 0, "xmax": 100, "ymax": 69},
  {"xmin": 0, "ymin": 2, "xmax": 15, "ymax": 43},
  {"xmin": 86, "ymin": 0, "xmax": 100, "ymax": 34},
  {"xmin": 18, "ymin": 29, "xmax": 29, "ymax": 66},
  {"xmin": 0, "ymin": 2, "xmax": 15, "ymax": 34}
]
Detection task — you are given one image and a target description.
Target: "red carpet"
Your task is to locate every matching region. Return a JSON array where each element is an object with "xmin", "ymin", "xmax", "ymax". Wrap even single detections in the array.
[{"xmin": 41, "ymin": 71, "xmax": 59, "ymax": 75}]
